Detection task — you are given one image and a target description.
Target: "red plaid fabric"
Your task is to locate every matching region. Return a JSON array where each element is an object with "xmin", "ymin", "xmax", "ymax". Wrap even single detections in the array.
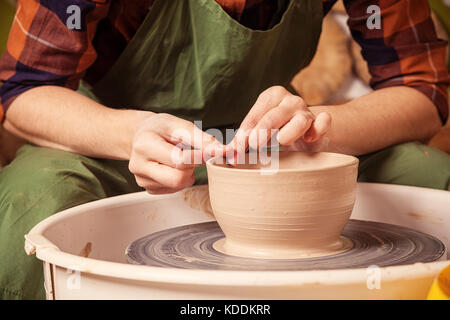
[{"xmin": 0, "ymin": 0, "xmax": 448, "ymax": 123}]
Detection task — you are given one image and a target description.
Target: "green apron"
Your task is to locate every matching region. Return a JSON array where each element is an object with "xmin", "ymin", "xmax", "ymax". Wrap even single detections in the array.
[
  {"xmin": 81, "ymin": 0, "xmax": 322, "ymax": 130},
  {"xmin": 0, "ymin": 0, "xmax": 324, "ymax": 299},
  {"xmin": 78, "ymin": 0, "xmax": 323, "ymax": 183}
]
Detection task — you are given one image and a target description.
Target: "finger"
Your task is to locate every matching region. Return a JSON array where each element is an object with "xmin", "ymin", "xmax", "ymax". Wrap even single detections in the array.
[
  {"xmin": 157, "ymin": 114, "xmax": 225, "ymax": 159},
  {"xmin": 133, "ymin": 132, "xmax": 205, "ymax": 168},
  {"xmin": 248, "ymin": 95, "xmax": 305, "ymax": 149},
  {"xmin": 240, "ymin": 86, "xmax": 289, "ymax": 130},
  {"xmin": 231, "ymin": 86, "xmax": 289, "ymax": 152},
  {"xmin": 286, "ymin": 136, "xmax": 330, "ymax": 152},
  {"xmin": 134, "ymin": 175, "xmax": 184, "ymax": 195},
  {"xmin": 134, "ymin": 175, "xmax": 165, "ymax": 190},
  {"xmin": 129, "ymin": 159, "xmax": 195, "ymax": 190},
  {"xmin": 152, "ymin": 135, "xmax": 207, "ymax": 168},
  {"xmin": 146, "ymin": 188, "xmax": 185, "ymax": 195},
  {"xmin": 303, "ymin": 112, "xmax": 332, "ymax": 143},
  {"xmin": 277, "ymin": 111, "xmax": 314, "ymax": 145}
]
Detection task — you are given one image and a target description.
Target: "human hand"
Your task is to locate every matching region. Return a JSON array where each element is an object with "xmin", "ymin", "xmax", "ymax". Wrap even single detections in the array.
[
  {"xmin": 129, "ymin": 113, "xmax": 225, "ymax": 194},
  {"xmin": 229, "ymin": 86, "xmax": 331, "ymax": 156}
]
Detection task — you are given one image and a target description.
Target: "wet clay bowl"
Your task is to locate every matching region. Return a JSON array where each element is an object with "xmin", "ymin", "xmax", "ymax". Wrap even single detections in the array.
[{"xmin": 206, "ymin": 152, "xmax": 359, "ymax": 259}]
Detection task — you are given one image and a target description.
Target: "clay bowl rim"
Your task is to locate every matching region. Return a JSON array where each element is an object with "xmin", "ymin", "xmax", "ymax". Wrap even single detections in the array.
[{"xmin": 206, "ymin": 151, "xmax": 359, "ymax": 173}]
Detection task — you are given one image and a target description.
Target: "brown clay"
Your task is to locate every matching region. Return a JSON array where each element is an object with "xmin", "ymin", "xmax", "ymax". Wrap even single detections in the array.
[
  {"xmin": 79, "ymin": 242, "xmax": 92, "ymax": 258},
  {"xmin": 206, "ymin": 152, "xmax": 359, "ymax": 259},
  {"xmin": 182, "ymin": 185, "xmax": 215, "ymax": 218}
]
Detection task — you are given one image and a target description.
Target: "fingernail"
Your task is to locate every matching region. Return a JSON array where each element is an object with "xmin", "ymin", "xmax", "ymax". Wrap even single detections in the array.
[{"xmin": 248, "ymin": 130, "xmax": 257, "ymax": 149}]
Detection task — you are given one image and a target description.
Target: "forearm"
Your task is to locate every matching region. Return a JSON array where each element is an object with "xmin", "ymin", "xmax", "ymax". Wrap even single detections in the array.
[
  {"xmin": 4, "ymin": 86, "xmax": 147, "ymax": 160},
  {"xmin": 310, "ymin": 86, "xmax": 442, "ymax": 155}
]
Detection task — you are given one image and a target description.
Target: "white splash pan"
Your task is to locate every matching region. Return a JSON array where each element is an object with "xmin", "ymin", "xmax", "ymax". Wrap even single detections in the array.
[{"xmin": 25, "ymin": 183, "xmax": 449, "ymax": 300}]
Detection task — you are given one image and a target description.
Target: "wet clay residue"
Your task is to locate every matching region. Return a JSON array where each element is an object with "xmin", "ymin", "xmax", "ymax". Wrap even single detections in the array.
[
  {"xmin": 183, "ymin": 185, "xmax": 215, "ymax": 218},
  {"xmin": 408, "ymin": 212, "xmax": 424, "ymax": 220},
  {"xmin": 407, "ymin": 212, "xmax": 442, "ymax": 225},
  {"xmin": 369, "ymin": 232, "xmax": 389, "ymax": 252},
  {"xmin": 79, "ymin": 242, "xmax": 92, "ymax": 258}
]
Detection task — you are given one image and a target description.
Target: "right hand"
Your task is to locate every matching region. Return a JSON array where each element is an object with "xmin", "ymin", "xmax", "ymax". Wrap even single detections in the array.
[{"xmin": 129, "ymin": 113, "xmax": 225, "ymax": 194}]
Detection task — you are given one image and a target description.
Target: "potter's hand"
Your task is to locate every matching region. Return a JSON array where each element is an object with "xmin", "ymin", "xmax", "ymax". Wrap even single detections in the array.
[
  {"xmin": 230, "ymin": 86, "xmax": 331, "ymax": 153},
  {"xmin": 129, "ymin": 113, "xmax": 224, "ymax": 194}
]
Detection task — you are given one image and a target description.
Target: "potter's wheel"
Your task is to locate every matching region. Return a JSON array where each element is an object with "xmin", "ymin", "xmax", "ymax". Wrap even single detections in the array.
[{"xmin": 126, "ymin": 219, "xmax": 445, "ymax": 270}]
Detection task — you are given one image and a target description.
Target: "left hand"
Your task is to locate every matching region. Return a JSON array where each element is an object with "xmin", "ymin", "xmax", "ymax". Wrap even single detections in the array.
[{"xmin": 229, "ymin": 86, "xmax": 332, "ymax": 154}]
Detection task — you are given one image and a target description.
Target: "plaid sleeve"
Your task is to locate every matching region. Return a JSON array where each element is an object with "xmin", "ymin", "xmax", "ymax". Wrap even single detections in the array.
[
  {"xmin": 0, "ymin": 0, "xmax": 110, "ymax": 122},
  {"xmin": 345, "ymin": 0, "xmax": 450, "ymax": 123}
]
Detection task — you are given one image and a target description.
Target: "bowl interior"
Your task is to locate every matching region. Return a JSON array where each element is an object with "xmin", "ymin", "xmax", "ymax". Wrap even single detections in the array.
[{"xmin": 207, "ymin": 151, "xmax": 358, "ymax": 172}]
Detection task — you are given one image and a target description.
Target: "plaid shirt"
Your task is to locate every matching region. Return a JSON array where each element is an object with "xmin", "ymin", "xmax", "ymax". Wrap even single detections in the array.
[{"xmin": 0, "ymin": 0, "xmax": 449, "ymax": 123}]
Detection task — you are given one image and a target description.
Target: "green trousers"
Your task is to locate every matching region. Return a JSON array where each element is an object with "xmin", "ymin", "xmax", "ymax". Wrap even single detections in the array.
[{"xmin": 0, "ymin": 142, "xmax": 449, "ymax": 299}]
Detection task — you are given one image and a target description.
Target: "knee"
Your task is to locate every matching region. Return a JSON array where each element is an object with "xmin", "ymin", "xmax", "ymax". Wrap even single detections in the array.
[
  {"xmin": 0, "ymin": 146, "xmax": 105, "ymax": 224},
  {"xmin": 0, "ymin": 146, "xmax": 106, "ymax": 300},
  {"xmin": 358, "ymin": 142, "xmax": 450, "ymax": 190}
]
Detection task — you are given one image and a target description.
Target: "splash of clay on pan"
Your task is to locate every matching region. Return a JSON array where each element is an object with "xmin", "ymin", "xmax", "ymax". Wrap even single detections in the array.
[
  {"xmin": 79, "ymin": 242, "xmax": 92, "ymax": 258},
  {"xmin": 183, "ymin": 185, "xmax": 215, "ymax": 218},
  {"xmin": 407, "ymin": 212, "xmax": 443, "ymax": 225}
]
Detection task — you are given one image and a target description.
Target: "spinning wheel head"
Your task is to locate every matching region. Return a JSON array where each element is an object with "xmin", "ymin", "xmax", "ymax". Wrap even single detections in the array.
[{"xmin": 126, "ymin": 220, "xmax": 445, "ymax": 271}]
